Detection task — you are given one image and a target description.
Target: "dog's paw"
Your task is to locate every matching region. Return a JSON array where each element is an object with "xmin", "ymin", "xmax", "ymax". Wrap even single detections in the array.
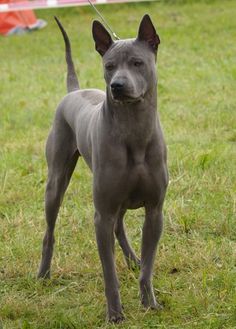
[
  {"xmin": 107, "ymin": 306, "xmax": 125, "ymax": 323},
  {"xmin": 150, "ymin": 301, "xmax": 163, "ymax": 311},
  {"xmin": 37, "ymin": 270, "xmax": 50, "ymax": 279},
  {"xmin": 141, "ymin": 297, "xmax": 163, "ymax": 311},
  {"xmin": 108, "ymin": 312, "xmax": 125, "ymax": 323}
]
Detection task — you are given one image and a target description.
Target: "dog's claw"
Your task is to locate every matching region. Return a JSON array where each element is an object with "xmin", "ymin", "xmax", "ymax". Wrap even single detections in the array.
[
  {"xmin": 108, "ymin": 313, "xmax": 125, "ymax": 323},
  {"xmin": 37, "ymin": 270, "xmax": 50, "ymax": 279},
  {"xmin": 150, "ymin": 301, "xmax": 163, "ymax": 311}
]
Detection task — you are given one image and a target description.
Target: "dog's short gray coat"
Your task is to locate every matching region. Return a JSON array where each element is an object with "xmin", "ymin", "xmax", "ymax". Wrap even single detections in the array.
[{"xmin": 38, "ymin": 15, "xmax": 168, "ymax": 323}]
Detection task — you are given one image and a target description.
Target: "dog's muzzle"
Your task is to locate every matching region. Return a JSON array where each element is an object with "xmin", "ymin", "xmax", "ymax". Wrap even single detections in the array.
[
  {"xmin": 111, "ymin": 81, "xmax": 125, "ymax": 98},
  {"xmin": 110, "ymin": 81, "xmax": 144, "ymax": 104}
]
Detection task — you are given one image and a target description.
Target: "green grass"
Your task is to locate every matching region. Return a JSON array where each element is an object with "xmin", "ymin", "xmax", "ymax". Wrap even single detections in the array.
[{"xmin": 0, "ymin": 0, "xmax": 236, "ymax": 328}]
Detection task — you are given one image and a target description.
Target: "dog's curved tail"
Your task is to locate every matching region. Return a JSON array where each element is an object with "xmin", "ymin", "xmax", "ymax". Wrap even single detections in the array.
[{"xmin": 54, "ymin": 16, "xmax": 79, "ymax": 93}]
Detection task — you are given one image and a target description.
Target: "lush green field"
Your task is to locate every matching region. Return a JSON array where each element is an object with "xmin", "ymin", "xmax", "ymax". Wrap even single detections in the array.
[{"xmin": 0, "ymin": 0, "xmax": 236, "ymax": 328}]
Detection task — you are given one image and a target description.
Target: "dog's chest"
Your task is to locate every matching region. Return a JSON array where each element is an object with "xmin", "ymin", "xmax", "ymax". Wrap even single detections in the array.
[{"xmin": 123, "ymin": 145, "xmax": 161, "ymax": 208}]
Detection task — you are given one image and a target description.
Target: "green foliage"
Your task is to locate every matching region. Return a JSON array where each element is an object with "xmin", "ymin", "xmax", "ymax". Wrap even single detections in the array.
[{"xmin": 0, "ymin": 0, "xmax": 235, "ymax": 328}]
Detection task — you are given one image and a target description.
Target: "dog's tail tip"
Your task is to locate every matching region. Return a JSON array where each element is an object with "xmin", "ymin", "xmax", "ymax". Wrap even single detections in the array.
[{"xmin": 54, "ymin": 16, "xmax": 63, "ymax": 31}]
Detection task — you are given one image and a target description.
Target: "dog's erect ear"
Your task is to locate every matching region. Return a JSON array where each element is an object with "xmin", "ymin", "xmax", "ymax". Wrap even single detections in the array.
[
  {"xmin": 137, "ymin": 14, "xmax": 160, "ymax": 53},
  {"xmin": 92, "ymin": 20, "xmax": 113, "ymax": 56}
]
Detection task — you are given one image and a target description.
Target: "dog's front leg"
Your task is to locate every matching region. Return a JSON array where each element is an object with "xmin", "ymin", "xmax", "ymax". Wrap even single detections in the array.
[
  {"xmin": 94, "ymin": 210, "xmax": 124, "ymax": 323},
  {"xmin": 139, "ymin": 206, "xmax": 164, "ymax": 310}
]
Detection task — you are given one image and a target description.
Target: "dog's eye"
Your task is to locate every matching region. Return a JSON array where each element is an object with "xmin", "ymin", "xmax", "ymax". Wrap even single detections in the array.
[
  {"xmin": 134, "ymin": 60, "xmax": 143, "ymax": 67},
  {"xmin": 105, "ymin": 63, "xmax": 115, "ymax": 71}
]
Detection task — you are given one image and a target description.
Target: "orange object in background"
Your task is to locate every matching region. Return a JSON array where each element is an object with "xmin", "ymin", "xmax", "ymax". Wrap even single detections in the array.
[{"xmin": 0, "ymin": 0, "xmax": 47, "ymax": 35}]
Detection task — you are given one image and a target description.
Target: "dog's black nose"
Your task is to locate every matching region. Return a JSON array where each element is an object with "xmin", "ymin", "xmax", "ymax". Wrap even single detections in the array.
[{"xmin": 111, "ymin": 82, "xmax": 124, "ymax": 92}]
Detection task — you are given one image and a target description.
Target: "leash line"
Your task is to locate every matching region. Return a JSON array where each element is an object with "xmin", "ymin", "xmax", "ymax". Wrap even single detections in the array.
[{"xmin": 87, "ymin": 0, "xmax": 120, "ymax": 40}]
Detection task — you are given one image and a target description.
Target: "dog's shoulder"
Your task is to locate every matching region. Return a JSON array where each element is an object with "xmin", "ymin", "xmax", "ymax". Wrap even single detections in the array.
[
  {"xmin": 80, "ymin": 89, "xmax": 105, "ymax": 105},
  {"xmin": 58, "ymin": 89, "xmax": 105, "ymax": 108}
]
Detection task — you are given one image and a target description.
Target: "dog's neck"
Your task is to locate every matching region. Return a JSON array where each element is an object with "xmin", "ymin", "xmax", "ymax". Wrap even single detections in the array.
[{"xmin": 103, "ymin": 85, "xmax": 158, "ymax": 146}]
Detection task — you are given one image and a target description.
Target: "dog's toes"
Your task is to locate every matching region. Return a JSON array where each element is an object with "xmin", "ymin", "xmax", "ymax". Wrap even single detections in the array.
[
  {"xmin": 150, "ymin": 301, "xmax": 163, "ymax": 311},
  {"xmin": 142, "ymin": 299, "xmax": 163, "ymax": 311},
  {"xmin": 37, "ymin": 270, "xmax": 50, "ymax": 279},
  {"xmin": 108, "ymin": 312, "xmax": 125, "ymax": 323}
]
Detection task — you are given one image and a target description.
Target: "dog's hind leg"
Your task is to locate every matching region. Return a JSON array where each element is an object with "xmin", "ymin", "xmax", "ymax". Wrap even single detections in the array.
[
  {"xmin": 115, "ymin": 209, "xmax": 140, "ymax": 269},
  {"xmin": 38, "ymin": 127, "xmax": 79, "ymax": 279}
]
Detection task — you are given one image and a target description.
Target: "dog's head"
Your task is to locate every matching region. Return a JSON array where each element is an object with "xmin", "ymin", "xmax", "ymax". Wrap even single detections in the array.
[{"xmin": 92, "ymin": 15, "xmax": 160, "ymax": 104}]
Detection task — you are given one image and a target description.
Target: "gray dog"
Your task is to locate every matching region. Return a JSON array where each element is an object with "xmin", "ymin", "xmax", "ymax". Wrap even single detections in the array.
[{"xmin": 38, "ymin": 15, "xmax": 168, "ymax": 323}]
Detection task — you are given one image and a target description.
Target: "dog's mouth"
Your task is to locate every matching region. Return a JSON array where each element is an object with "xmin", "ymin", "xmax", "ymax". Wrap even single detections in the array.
[{"xmin": 111, "ymin": 93, "xmax": 144, "ymax": 104}]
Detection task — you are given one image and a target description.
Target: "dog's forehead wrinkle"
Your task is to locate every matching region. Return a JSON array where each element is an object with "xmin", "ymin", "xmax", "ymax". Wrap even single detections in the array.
[{"xmin": 104, "ymin": 39, "xmax": 154, "ymax": 63}]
